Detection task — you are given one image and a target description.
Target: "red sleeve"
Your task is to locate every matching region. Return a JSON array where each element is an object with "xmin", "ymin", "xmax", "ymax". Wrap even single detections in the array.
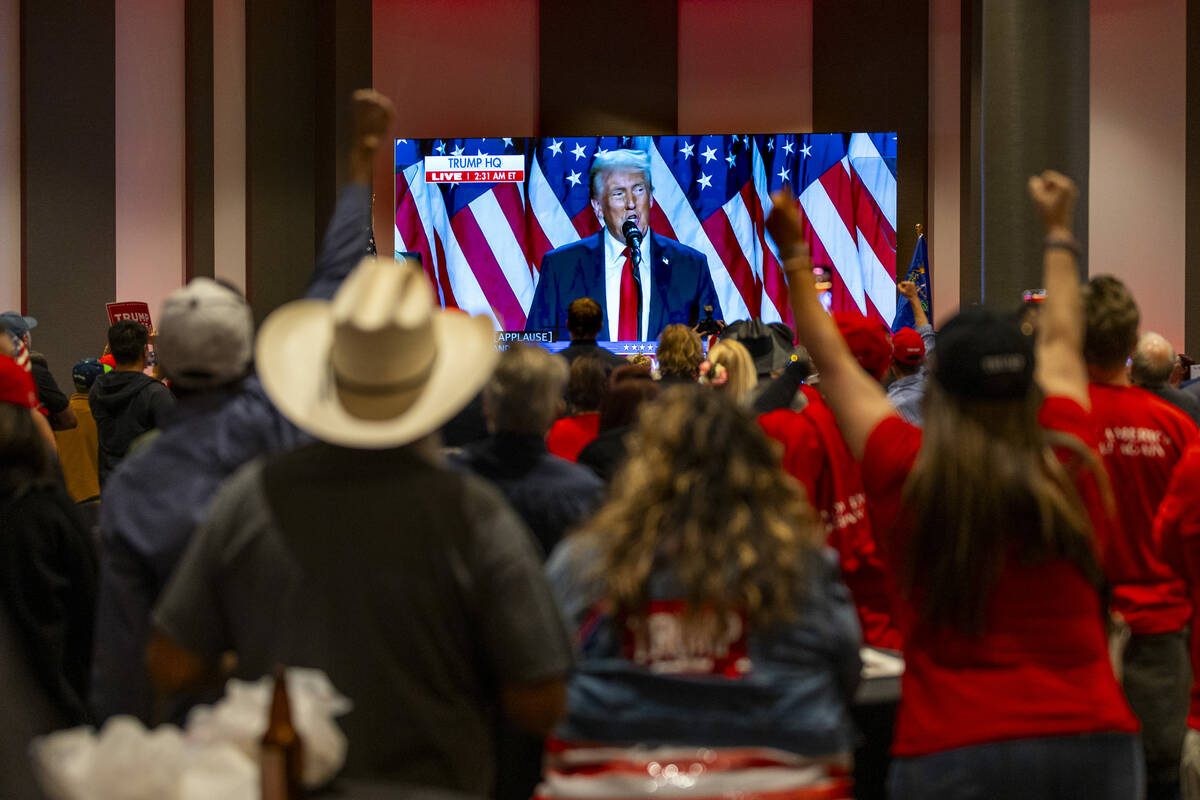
[
  {"xmin": 1038, "ymin": 396, "xmax": 1119, "ymax": 564},
  {"xmin": 861, "ymin": 416, "xmax": 921, "ymax": 499},
  {"xmin": 860, "ymin": 417, "xmax": 921, "ymax": 556},
  {"xmin": 1156, "ymin": 445, "xmax": 1200, "ymax": 583},
  {"xmin": 1037, "ymin": 396, "xmax": 1097, "ymax": 447},
  {"xmin": 1172, "ymin": 407, "xmax": 1200, "ymax": 448},
  {"xmin": 758, "ymin": 409, "xmax": 822, "ymax": 506}
]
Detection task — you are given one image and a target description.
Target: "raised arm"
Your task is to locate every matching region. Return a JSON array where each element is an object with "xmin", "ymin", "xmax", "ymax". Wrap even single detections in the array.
[
  {"xmin": 766, "ymin": 192, "xmax": 895, "ymax": 459},
  {"xmin": 306, "ymin": 90, "xmax": 396, "ymax": 300},
  {"xmin": 1027, "ymin": 171, "xmax": 1087, "ymax": 408},
  {"xmin": 897, "ymin": 280, "xmax": 929, "ymax": 329}
]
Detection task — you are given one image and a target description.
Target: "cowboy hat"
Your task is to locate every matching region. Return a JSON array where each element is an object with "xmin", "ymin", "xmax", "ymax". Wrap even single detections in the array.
[{"xmin": 256, "ymin": 257, "xmax": 498, "ymax": 448}]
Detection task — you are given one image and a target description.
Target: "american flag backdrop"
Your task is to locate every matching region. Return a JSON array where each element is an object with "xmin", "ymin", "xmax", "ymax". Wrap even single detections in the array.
[{"xmin": 394, "ymin": 133, "xmax": 898, "ymax": 333}]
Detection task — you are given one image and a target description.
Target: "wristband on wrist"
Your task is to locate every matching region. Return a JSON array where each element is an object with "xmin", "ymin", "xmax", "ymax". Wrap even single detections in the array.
[{"xmin": 1044, "ymin": 235, "xmax": 1081, "ymax": 259}]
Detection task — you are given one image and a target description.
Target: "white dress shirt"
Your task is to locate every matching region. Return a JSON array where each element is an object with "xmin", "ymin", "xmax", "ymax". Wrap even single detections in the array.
[{"xmin": 603, "ymin": 230, "xmax": 651, "ymax": 340}]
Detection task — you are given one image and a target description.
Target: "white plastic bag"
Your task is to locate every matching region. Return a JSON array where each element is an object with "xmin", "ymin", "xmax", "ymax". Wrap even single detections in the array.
[{"xmin": 31, "ymin": 668, "xmax": 352, "ymax": 799}]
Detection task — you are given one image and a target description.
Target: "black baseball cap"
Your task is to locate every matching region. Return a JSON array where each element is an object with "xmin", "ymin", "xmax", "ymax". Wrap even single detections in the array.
[{"xmin": 931, "ymin": 307, "xmax": 1034, "ymax": 400}]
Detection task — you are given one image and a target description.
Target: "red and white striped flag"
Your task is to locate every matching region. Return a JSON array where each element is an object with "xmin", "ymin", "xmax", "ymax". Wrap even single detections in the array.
[{"xmin": 394, "ymin": 133, "xmax": 898, "ymax": 332}]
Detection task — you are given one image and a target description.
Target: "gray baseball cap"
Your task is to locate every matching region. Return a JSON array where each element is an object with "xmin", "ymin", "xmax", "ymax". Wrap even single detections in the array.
[
  {"xmin": 0, "ymin": 312, "xmax": 37, "ymax": 339},
  {"xmin": 155, "ymin": 279, "xmax": 254, "ymax": 389}
]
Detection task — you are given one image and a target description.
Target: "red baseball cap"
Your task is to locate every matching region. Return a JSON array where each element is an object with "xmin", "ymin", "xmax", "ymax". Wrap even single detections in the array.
[
  {"xmin": 833, "ymin": 312, "xmax": 892, "ymax": 380},
  {"xmin": 891, "ymin": 327, "xmax": 926, "ymax": 366},
  {"xmin": 0, "ymin": 355, "xmax": 38, "ymax": 409}
]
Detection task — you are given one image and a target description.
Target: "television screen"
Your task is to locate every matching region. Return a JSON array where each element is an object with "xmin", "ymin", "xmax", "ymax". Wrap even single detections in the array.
[{"xmin": 394, "ymin": 133, "xmax": 897, "ymax": 348}]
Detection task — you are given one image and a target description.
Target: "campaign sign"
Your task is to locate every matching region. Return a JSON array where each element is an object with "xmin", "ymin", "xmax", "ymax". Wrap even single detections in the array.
[
  {"xmin": 106, "ymin": 301, "xmax": 153, "ymax": 331},
  {"xmin": 424, "ymin": 154, "xmax": 524, "ymax": 184}
]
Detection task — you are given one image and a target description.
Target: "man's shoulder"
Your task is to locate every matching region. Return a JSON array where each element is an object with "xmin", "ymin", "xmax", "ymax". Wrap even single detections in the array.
[
  {"xmin": 1156, "ymin": 384, "xmax": 1200, "ymax": 414},
  {"xmin": 886, "ymin": 374, "xmax": 922, "ymax": 396},
  {"xmin": 106, "ymin": 412, "xmax": 219, "ymax": 479},
  {"xmin": 1125, "ymin": 384, "xmax": 1192, "ymax": 423},
  {"xmin": 142, "ymin": 377, "xmax": 172, "ymax": 397},
  {"xmin": 103, "ymin": 432, "xmax": 261, "ymax": 533},
  {"xmin": 538, "ymin": 451, "xmax": 605, "ymax": 490},
  {"xmin": 1092, "ymin": 383, "xmax": 1197, "ymax": 437},
  {"xmin": 564, "ymin": 342, "xmax": 625, "ymax": 365},
  {"xmin": 652, "ymin": 231, "xmax": 705, "ymax": 263},
  {"xmin": 542, "ymin": 233, "xmax": 603, "ymax": 267},
  {"xmin": 758, "ymin": 407, "xmax": 817, "ymax": 442}
]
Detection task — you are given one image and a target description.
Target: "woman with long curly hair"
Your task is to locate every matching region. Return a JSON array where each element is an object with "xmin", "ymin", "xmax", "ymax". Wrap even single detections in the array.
[
  {"xmin": 765, "ymin": 172, "xmax": 1140, "ymax": 799},
  {"xmin": 541, "ymin": 386, "xmax": 861, "ymax": 799}
]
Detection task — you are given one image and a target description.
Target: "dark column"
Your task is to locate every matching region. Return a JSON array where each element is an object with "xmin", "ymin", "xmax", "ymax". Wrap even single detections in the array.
[
  {"xmin": 21, "ymin": 0, "xmax": 116, "ymax": 388},
  {"xmin": 1187, "ymin": 0, "xmax": 1200, "ymax": 357},
  {"xmin": 812, "ymin": 0, "xmax": 930, "ymax": 284},
  {"xmin": 961, "ymin": 0, "xmax": 1089, "ymax": 308},
  {"xmin": 185, "ymin": 0, "xmax": 215, "ymax": 281},
  {"xmin": 539, "ymin": 1, "xmax": 677, "ymax": 134},
  {"xmin": 960, "ymin": 0, "xmax": 982, "ymax": 307},
  {"xmin": 245, "ymin": 0, "xmax": 372, "ymax": 324},
  {"xmin": 315, "ymin": 0, "xmax": 372, "ymax": 246},
  {"xmin": 245, "ymin": 0, "xmax": 318, "ymax": 324}
]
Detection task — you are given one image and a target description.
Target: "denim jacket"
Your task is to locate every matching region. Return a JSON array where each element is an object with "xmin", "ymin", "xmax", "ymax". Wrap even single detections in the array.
[{"xmin": 545, "ymin": 534, "xmax": 862, "ymax": 756}]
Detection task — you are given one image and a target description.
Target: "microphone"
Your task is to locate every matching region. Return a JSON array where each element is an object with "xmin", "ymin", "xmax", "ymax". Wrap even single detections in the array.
[
  {"xmin": 622, "ymin": 220, "xmax": 643, "ymax": 267},
  {"xmin": 621, "ymin": 220, "xmax": 644, "ymax": 336}
]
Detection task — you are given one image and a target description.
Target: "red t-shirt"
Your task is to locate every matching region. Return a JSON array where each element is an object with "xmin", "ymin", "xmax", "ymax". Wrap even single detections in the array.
[
  {"xmin": 759, "ymin": 386, "xmax": 902, "ymax": 650},
  {"xmin": 546, "ymin": 412, "xmax": 601, "ymax": 462},
  {"xmin": 1087, "ymin": 383, "xmax": 1197, "ymax": 634},
  {"xmin": 1154, "ymin": 443, "xmax": 1200, "ymax": 729},
  {"xmin": 861, "ymin": 399, "xmax": 1138, "ymax": 757}
]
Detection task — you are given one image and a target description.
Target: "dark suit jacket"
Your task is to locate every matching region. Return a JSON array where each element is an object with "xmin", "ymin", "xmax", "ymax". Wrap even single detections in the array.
[
  {"xmin": 557, "ymin": 340, "xmax": 628, "ymax": 370},
  {"xmin": 524, "ymin": 231, "xmax": 721, "ymax": 341}
]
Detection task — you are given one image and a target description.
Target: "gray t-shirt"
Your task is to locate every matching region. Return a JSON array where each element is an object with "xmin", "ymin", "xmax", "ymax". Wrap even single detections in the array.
[{"xmin": 154, "ymin": 442, "xmax": 572, "ymax": 794}]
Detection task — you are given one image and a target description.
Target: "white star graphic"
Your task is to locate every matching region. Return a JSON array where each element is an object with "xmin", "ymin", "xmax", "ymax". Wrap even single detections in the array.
[
  {"xmin": 800, "ymin": 143, "xmax": 812, "ymax": 158},
  {"xmin": 476, "ymin": 149, "xmax": 485, "ymax": 156},
  {"xmin": 697, "ymin": 173, "xmax": 713, "ymax": 190},
  {"xmin": 767, "ymin": 138, "xmax": 774, "ymax": 151},
  {"xmin": 679, "ymin": 141, "xmax": 695, "ymax": 159},
  {"xmin": 571, "ymin": 142, "xmax": 588, "ymax": 160},
  {"xmin": 397, "ymin": 139, "xmax": 408, "ymax": 144},
  {"xmin": 701, "ymin": 145, "xmax": 718, "ymax": 163},
  {"xmin": 565, "ymin": 170, "xmax": 582, "ymax": 187},
  {"xmin": 596, "ymin": 146, "xmax": 608, "ymax": 157},
  {"xmin": 435, "ymin": 141, "xmax": 446, "ymax": 154},
  {"xmin": 451, "ymin": 144, "xmax": 465, "ymax": 157},
  {"xmin": 783, "ymin": 140, "xmax": 795, "ymax": 155},
  {"xmin": 502, "ymin": 137, "xmax": 513, "ymax": 148},
  {"xmin": 725, "ymin": 152, "xmax": 737, "ymax": 168},
  {"xmin": 548, "ymin": 139, "xmax": 563, "ymax": 156},
  {"xmin": 777, "ymin": 166, "xmax": 790, "ymax": 183}
]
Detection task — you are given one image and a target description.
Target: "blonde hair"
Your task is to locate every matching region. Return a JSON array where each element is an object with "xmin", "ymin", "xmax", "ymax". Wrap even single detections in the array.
[
  {"xmin": 656, "ymin": 324, "xmax": 703, "ymax": 380},
  {"xmin": 589, "ymin": 387, "xmax": 822, "ymax": 635},
  {"xmin": 705, "ymin": 339, "xmax": 758, "ymax": 404}
]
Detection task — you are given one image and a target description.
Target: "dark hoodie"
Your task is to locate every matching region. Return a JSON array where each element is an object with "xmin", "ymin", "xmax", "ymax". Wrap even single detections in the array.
[{"xmin": 88, "ymin": 370, "xmax": 174, "ymax": 486}]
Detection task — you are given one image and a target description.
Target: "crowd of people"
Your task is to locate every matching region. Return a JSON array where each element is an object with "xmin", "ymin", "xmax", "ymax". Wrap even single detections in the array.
[{"xmin": 4, "ymin": 89, "xmax": 1200, "ymax": 800}]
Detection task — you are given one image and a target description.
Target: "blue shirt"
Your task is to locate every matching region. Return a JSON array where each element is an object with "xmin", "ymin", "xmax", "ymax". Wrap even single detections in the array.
[
  {"xmin": 886, "ymin": 324, "xmax": 935, "ymax": 427},
  {"xmin": 450, "ymin": 432, "xmax": 604, "ymax": 558},
  {"xmin": 91, "ymin": 184, "xmax": 372, "ymax": 723}
]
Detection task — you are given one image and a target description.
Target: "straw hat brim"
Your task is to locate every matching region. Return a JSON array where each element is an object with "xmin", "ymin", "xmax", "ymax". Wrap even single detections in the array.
[{"xmin": 256, "ymin": 298, "xmax": 498, "ymax": 449}]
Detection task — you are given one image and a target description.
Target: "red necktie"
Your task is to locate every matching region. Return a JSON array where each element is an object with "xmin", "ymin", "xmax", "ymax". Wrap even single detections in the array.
[{"xmin": 618, "ymin": 246, "xmax": 638, "ymax": 340}]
